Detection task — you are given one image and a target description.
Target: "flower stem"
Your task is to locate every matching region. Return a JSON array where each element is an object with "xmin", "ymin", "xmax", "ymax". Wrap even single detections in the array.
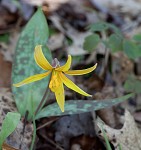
[
  {"xmin": 30, "ymin": 114, "xmax": 36, "ymax": 150},
  {"xmin": 34, "ymin": 74, "xmax": 52, "ymax": 116}
]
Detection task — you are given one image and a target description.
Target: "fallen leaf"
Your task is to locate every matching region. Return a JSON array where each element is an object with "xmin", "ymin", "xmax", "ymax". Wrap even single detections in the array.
[
  {"xmin": 54, "ymin": 113, "xmax": 95, "ymax": 149},
  {"xmin": 2, "ymin": 143, "xmax": 18, "ymax": 150},
  {"xmin": 0, "ymin": 53, "xmax": 12, "ymax": 88},
  {"xmin": 133, "ymin": 111, "xmax": 141, "ymax": 123},
  {"xmin": 94, "ymin": 86, "xmax": 120, "ymax": 128},
  {"xmin": 112, "ymin": 52, "xmax": 134, "ymax": 85},
  {"xmin": 70, "ymin": 135, "xmax": 105, "ymax": 150},
  {"xmin": 97, "ymin": 110, "xmax": 141, "ymax": 150}
]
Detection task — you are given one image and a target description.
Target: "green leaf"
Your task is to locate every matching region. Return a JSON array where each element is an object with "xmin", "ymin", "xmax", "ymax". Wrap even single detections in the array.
[
  {"xmin": 89, "ymin": 22, "xmax": 109, "ymax": 32},
  {"xmin": 12, "ymin": 8, "xmax": 52, "ymax": 120},
  {"xmin": 107, "ymin": 24, "xmax": 122, "ymax": 36},
  {"xmin": 118, "ymin": 144, "xmax": 122, "ymax": 150},
  {"xmin": 133, "ymin": 34, "xmax": 141, "ymax": 43},
  {"xmin": 0, "ymin": 34, "xmax": 9, "ymax": 43},
  {"xmin": 123, "ymin": 40, "xmax": 141, "ymax": 59},
  {"xmin": 107, "ymin": 34, "xmax": 123, "ymax": 52},
  {"xmin": 89, "ymin": 22, "xmax": 122, "ymax": 35},
  {"xmin": 83, "ymin": 34, "xmax": 100, "ymax": 52},
  {"xmin": 124, "ymin": 75, "xmax": 141, "ymax": 94},
  {"xmin": 36, "ymin": 93, "xmax": 133, "ymax": 119},
  {"xmin": 0, "ymin": 112, "xmax": 21, "ymax": 148},
  {"xmin": 97, "ymin": 120, "xmax": 112, "ymax": 150}
]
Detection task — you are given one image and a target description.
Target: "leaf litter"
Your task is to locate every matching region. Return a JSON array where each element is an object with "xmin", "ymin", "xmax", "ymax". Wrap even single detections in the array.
[
  {"xmin": 1, "ymin": 0, "xmax": 141, "ymax": 149},
  {"xmin": 97, "ymin": 110, "xmax": 141, "ymax": 150}
]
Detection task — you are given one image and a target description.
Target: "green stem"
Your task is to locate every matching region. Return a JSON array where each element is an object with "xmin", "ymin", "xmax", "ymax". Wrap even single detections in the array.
[
  {"xmin": 30, "ymin": 114, "xmax": 36, "ymax": 150},
  {"xmin": 101, "ymin": 124, "xmax": 112, "ymax": 150},
  {"xmin": 34, "ymin": 74, "xmax": 52, "ymax": 116}
]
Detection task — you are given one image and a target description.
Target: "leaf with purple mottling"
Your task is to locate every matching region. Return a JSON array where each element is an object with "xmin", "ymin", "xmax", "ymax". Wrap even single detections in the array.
[
  {"xmin": 12, "ymin": 8, "xmax": 52, "ymax": 120},
  {"xmin": 36, "ymin": 93, "xmax": 134, "ymax": 119}
]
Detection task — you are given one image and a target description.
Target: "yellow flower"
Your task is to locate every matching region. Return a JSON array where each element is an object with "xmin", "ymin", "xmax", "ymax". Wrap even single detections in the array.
[{"xmin": 13, "ymin": 45, "xmax": 97, "ymax": 112}]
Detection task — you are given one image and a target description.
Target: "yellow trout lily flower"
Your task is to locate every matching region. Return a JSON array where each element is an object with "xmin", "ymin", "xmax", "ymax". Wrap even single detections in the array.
[{"xmin": 13, "ymin": 45, "xmax": 97, "ymax": 112}]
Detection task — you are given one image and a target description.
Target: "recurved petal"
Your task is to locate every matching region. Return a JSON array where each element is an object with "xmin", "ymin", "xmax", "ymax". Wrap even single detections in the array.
[
  {"xmin": 34, "ymin": 45, "xmax": 53, "ymax": 70},
  {"xmin": 59, "ymin": 73, "xmax": 92, "ymax": 97},
  {"xmin": 54, "ymin": 81, "xmax": 65, "ymax": 112},
  {"xmin": 65, "ymin": 63, "xmax": 97, "ymax": 75},
  {"xmin": 55, "ymin": 55, "xmax": 71, "ymax": 72},
  {"xmin": 13, "ymin": 71, "xmax": 51, "ymax": 87}
]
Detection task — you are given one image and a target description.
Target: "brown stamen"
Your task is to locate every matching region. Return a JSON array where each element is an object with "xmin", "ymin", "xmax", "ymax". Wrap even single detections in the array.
[{"xmin": 52, "ymin": 58, "xmax": 60, "ymax": 68}]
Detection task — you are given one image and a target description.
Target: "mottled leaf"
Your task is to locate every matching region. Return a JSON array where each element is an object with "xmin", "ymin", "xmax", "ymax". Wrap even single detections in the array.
[
  {"xmin": 0, "ymin": 112, "xmax": 21, "ymax": 148},
  {"xmin": 36, "ymin": 93, "xmax": 133, "ymax": 119},
  {"xmin": 83, "ymin": 34, "xmax": 100, "ymax": 52},
  {"xmin": 12, "ymin": 8, "xmax": 52, "ymax": 120}
]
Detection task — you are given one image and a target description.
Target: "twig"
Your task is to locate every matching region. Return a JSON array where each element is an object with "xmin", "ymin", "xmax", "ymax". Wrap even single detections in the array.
[
  {"xmin": 39, "ymin": 133, "xmax": 64, "ymax": 150},
  {"xmin": 37, "ymin": 117, "xmax": 59, "ymax": 131},
  {"xmin": 99, "ymin": 31, "xmax": 110, "ymax": 78}
]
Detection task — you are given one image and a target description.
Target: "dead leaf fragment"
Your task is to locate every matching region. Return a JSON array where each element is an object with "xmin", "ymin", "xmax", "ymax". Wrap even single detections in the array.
[
  {"xmin": 2, "ymin": 143, "xmax": 18, "ymax": 150},
  {"xmin": 70, "ymin": 135, "xmax": 105, "ymax": 150},
  {"xmin": 97, "ymin": 110, "xmax": 141, "ymax": 150},
  {"xmin": 112, "ymin": 52, "xmax": 134, "ymax": 85},
  {"xmin": 0, "ymin": 53, "xmax": 12, "ymax": 87},
  {"xmin": 54, "ymin": 113, "xmax": 95, "ymax": 149},
  {"xmin": 94, "ymin": 86, "xmax": 120, "ymax": 128}
]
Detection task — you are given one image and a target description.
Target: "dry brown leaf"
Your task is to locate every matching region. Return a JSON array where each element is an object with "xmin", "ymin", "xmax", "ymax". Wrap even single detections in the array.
[
  {"xmin": 133, "ymin": 111, "xmax": 141, "ymax": 123},
  {"xmin": 2, "ymin": 143, "xmax": 18, "ymax": 150},
  {"xmin": 70, "ymin": 135, "xmax": 105, "ymax": 150},
  {"xmin": 94, "ymin": 86, "xmax": 120, "ymax": 128},
  {"xmin": 97, "ymin": 110, "xmax": 141, "ymax": 150},
  {"xmin": 0, "ymin": 53, "xmax": 12, "ymax": 88},
  {"xmin": 54, "ymin": 113, "xmax": 95, "ymax": 149},
  {"xmin": 0, "ymin": 6, "xmax": 18, "ymax": 31},
  {"xmin": 112, "ymin": 52, "xmax": 134, "ymax": 85}
]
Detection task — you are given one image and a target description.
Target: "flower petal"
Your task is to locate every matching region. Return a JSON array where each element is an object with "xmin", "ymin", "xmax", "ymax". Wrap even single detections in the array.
[
  {"xmin": 34, "ymin": 45, "xmax": 53, "ymax": 70},
  {"xmin": 59, "ymin": 73, "xmax": 91, "ymax": 97},
  {"xmin": 65, "ymin": 63, "xmax": 97, "ymax": 75},
  {"xmin": 55, "ymin": 55, "xmax": 71, "ymax": 72},
  {"xmin": 54, "ymin": 81, "xmax": 65, "ymax": 112},
  {"xmin": 13, "ymin": 71, "xmax": 51, "ymax": 87}
]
